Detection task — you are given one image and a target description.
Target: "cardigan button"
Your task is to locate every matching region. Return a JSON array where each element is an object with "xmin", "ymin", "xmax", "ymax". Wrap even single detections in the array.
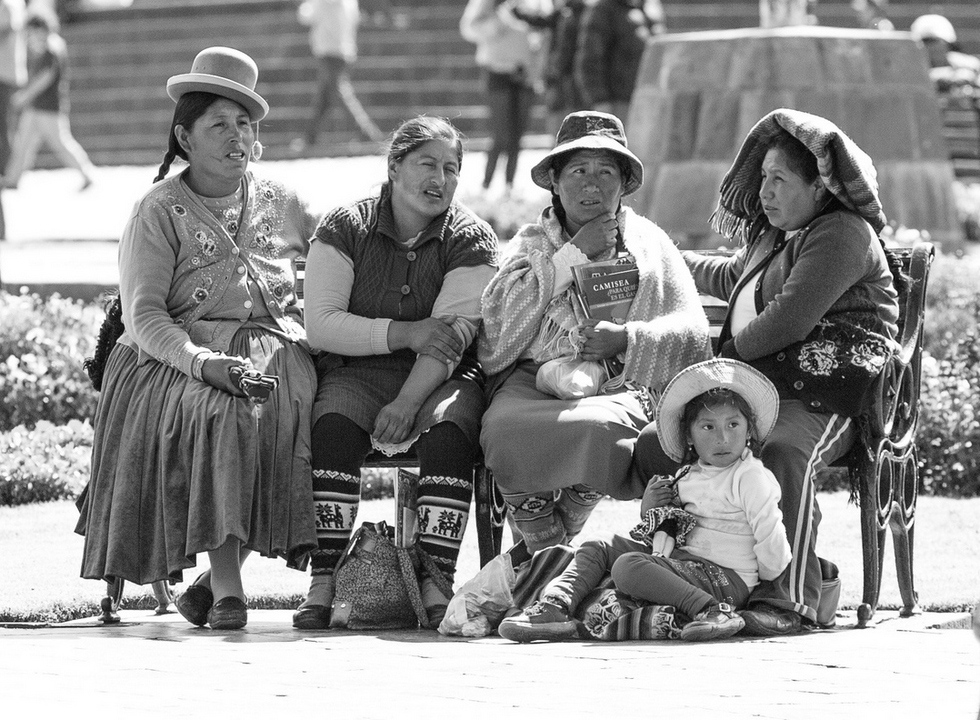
[
  {"xmin": 400, "ymin": 285, "xmax": 411, "ymax": 295},
  {"xmin": 406, "ymin": 251, "xmax": 417, "ymax": 261},
  {"xmin": 776, "ymin": 352, "xmax": 786, "ymax": 361},
  {"xmin": 793, "ymin": 380, "xmax": 804, "ymax": 390},
  {"xmin": 244, "ymin": 300, "xmax": 253, "ymax": 309},
  {"xmin": 810, "ymin": 400, "xmax": 822, "ymax": 408}
]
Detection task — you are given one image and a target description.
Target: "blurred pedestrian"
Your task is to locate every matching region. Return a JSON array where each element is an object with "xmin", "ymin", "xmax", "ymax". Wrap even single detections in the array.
[
  {"xmin": 575, "ymin": 0, "xmax": 664, "ymax": 127},
  {"xmin": 291, "ymin": 0, "xmax": 384, "ymax": 154},
  {"xmin": 3, "ymin": 12, "xmax": 95, "ymax": 190},
  {"xmin": 541, "ymin": 0, "xmax": 586, "ymax": 137},
  {"xmin": 910, "ymin": 14, "xmax": 980, "ymax": 97},
  {"xmin": 461, "ymin": 0, "xmax": 546, "ymax": 195},
  {"xmin": 0, "ymin": 0, "xmax": 25, "ymax": 238}
]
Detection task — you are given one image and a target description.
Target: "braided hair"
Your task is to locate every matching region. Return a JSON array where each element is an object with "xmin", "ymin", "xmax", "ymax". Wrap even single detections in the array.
[{"xmin": 83, "ymin": 292, "xmax": 124, "ymax": 391}]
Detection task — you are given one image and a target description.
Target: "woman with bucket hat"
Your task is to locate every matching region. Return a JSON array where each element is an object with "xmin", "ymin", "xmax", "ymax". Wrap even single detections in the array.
[
  {"xmin": 76, "ymin": 47, "xmax": 321, "ymax": 630},
  {"xmin": 479, "ymin": 110, "xmax": 711, "ymax": 556},
  {"xmin": 498, "ymin": 359, "xmax": 791, "ymax": 643}
]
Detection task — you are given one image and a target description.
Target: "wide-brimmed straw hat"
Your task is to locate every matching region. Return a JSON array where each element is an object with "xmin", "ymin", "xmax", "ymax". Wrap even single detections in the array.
[
  {"xmin": 657, "ymin": 359, "xmax": 779, "ymax": 463},
  {"xmin": 167, "ymin": 46, "xmax": 269, "ymax": 121},
  {"xmin": 530, "ymin": 111, "xmax": 644, "ymax": 195}
]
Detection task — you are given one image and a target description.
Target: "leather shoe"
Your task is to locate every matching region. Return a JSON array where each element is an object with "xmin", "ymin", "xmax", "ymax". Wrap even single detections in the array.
[
  {"xmin": 739, "ymin": 604, "xmax": 802, "ymax": 637},
  {"xmin": 207, "ymin": 596, "xmax": 248, "ymax": 630},
  {"xmin": 292, "ymin": 604, "xmax": 331, "ymax": 630},
  {"xmin": 176, "ymin": 584, "xmax": 213, "ymax": 627}
]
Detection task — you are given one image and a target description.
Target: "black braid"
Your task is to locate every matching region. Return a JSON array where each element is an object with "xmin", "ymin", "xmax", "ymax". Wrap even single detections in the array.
[
  {"xmin": 154, "ymin": 147, "xmax": 177, "ymax": 184},
  {"xmin": 83, "ymin": 292, "xmax": 125, "ymax": 391}
]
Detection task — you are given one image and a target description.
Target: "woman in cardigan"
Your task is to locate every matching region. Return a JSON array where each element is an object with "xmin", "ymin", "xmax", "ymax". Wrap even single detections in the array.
[
  {"xmin": 479, "ymin": 110, "xmax": 711, "ymax": 554},
  {"xmin": 293, "ymin": 116, "xmax": 498, "ymax": 630},
  {"xmin": 633, "ymin": 108, "xmax": 903, "ymax": 636},
  {"xmin": 75, "ymin": 48, "xmax": 320, "ymax": 630}
]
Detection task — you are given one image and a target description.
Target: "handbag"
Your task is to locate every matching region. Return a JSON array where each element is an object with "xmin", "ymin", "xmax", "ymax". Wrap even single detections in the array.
[
  {"xmin": 535, "ymin": 356, "xmax": 608, "ymax": 399},
  {"xmin": 329, "ymin": 520, "xmax": 450, "ymax": 630},
  {"xmin": 751, "ymin": 311, "xmax": 894, "ymax": 417}
]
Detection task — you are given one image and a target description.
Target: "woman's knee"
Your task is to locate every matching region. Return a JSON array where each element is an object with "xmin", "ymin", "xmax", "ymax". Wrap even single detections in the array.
[{"xmin": 610, "ymin": 551, "xmax": 652, "ymax": 590}]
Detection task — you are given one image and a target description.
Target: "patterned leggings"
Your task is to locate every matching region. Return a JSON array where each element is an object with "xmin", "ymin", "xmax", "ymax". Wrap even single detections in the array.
[{"xmin": 309, "ymin": 414, "xmax": 476, "ymax": 579}]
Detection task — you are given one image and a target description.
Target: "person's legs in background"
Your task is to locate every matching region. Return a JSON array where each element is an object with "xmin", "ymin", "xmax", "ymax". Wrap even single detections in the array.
[
  {"xmin": 501, "ymin": 78, "xmax": 534, "ymax": 193},
  {"xmin": 5, "ymin": 109, "xmax": 94, "ymax": 189},
  {"xmin": 482, "ymin": 70, "xmax": 510, "ymax": 190},
  {"xmin": 0, "ymin": 82, "xmax": 15, "ymax": 240},
  {"xmin": 294, "ymin": 54, "xmax": 345, "ymax": 152},
  {"xmin": 293, "ymin": 412, "xmax": 370, "ymax": 629}
]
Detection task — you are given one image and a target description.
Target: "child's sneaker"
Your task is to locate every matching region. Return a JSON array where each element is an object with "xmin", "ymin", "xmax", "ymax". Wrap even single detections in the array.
[
  {"xmin": 679, "ymin": 602, "xmax": 745, "ymax": 642},
  {"xmin": 497, "ymin": 599, "xmax": 577, "ymax": 643}
]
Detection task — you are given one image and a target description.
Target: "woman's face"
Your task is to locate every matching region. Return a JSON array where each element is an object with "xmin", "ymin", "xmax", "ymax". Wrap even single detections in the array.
[
  {"xmin": 759, "ymin": 147, "xmax": 825, "ymax": 232},
  {"xmin": 176, "ymin": 97, "xmax": 254, "ymax": 197},
  {"xmin": 389, "ymin": 138, "xmax": 459, "ymax": 230},
  {"xmin": 551, "ymin": 150, "xmax": 624, "ymax": 233}
]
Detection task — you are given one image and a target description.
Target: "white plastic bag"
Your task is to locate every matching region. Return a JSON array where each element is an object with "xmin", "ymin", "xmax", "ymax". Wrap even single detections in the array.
[
  {"xmin": 438, "ymin": 554, "xmax": 517, "ymax": 637},
  {"xmin": 535, "ymin": 357, "xmax": 607, "ymax": 400}
]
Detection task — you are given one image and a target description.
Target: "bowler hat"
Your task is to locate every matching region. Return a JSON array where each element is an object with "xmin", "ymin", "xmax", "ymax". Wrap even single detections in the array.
[
  {"xmin": 657, "ymin": 359, "xmax": 779, "ymax": 463},
  {"xmin": 167, "ymin": 46, "xmax": 269, "ymax": 121},
  {"xmin": 530, "ymin": 111, "xmax": 644, "ymax": 195}
]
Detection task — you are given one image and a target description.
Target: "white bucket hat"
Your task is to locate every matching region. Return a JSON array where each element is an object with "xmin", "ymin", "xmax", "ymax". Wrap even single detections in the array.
[
  {"xmin": 910, "ymin": 14, "xmax": 957, "ymax": 45},
  {"xmin": 657, "ymin": 359, "xmax": 779, "ymax": 463},
  {"xmin": 167, "ymin": 46, "xmax": 269, "ymax": 121}
]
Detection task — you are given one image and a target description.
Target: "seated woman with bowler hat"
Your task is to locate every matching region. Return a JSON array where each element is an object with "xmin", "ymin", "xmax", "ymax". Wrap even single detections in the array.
[
  {"xmin": 76, "ymin": 47, "xmax": 321, "ymax": 631},
  {"xmin": 478, "ymin": 110, "xmax": 711, "ymax": 556},
  {"xmin": 632, "ymin": 108, "xmax": 904, "ymax": 637}
]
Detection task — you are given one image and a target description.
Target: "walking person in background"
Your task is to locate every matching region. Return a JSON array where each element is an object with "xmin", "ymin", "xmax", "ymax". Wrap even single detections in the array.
[
  {"xmin": 0, "ymin": 0, "xmax": 25, "ymax": 238},
  {"xmin": 909, "ymin": 14, "xmax": 980, "ymax": 96},
  {"xmin": 3, "ymin": 12, "xmax": 95, "ymax": 190},
  {"xmin": 539, "ymin": 0, "xmax": 586, "ymax": 138},
  {"xmin": 575, "ymin": 0, "xmax": 664, "ymax": 127},
  {"xmin": 460, "ymin": 0, "xmax": 545, "ymax": 195},
  {"xmin": 291, "ymin": 0, "xmax": 384, "ymax": 155}
]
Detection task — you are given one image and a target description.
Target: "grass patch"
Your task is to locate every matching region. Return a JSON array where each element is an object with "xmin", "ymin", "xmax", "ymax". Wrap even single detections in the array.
[{"xmin": 3, "ymin": 492, "xmax": 978, "ymax": 623}]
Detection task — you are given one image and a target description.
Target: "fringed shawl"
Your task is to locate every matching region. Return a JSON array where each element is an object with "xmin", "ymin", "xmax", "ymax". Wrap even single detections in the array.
[
  {"xmin": 479, "ymin": 206, "xmax": 712, "ymax": 394},
  {"xmin": 710, "ymin": 108, "xmax": 887, "ymax": 245}
]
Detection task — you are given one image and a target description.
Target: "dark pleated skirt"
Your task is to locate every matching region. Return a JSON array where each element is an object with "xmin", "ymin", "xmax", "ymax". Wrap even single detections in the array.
[{"xmin": 76, "ymin": 327, "xmax": 318, "ymax": 585}]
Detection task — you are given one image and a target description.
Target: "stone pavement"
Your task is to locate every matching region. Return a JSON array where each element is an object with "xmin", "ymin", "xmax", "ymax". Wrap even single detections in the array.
[{"xmin": 1, "ymin": 609, "xmax": 977, "ymax": 719}]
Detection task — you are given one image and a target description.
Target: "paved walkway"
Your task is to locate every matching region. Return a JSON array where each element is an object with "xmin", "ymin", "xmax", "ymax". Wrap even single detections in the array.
[{"xmin": 2, "ymin": 609, "xmax": 977, "ymax": 719}]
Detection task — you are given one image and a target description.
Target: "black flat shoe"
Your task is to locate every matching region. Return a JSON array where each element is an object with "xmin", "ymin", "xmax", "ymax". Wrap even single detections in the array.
[
  {"xmin": 292, "ymin": 604, "xmax": 331, "ymax": 630},
  {"xmin": 176, "ymin": 584, "xmax": 213, "ymax": 627},
  {"xmin": 207, "ymin": 596, "xmax": 248, "ymax": 630},
  {"xmin": 739, "ymin": 604, "xmax": 802, "ymax": 637}
]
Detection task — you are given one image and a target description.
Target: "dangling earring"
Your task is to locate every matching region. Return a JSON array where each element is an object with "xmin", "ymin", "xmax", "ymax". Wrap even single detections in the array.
[{"xmin": 251, "ymin": 140, "xmax": 263, "ymax": 162}]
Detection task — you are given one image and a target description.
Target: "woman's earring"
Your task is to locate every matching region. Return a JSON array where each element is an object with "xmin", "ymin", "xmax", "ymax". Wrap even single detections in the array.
[{"xmin": 251, "ymin": 140, "xmax": 263, "ymax": 162}]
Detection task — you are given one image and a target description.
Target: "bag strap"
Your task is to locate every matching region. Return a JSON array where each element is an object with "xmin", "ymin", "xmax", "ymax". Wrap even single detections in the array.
[{"xmin": 394, "ymin": 545, "xmax": 455, "ymax": 630}]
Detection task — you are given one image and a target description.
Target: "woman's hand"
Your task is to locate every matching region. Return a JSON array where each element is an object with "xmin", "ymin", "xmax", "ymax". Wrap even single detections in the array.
[
  {"xmin": 390, "ymin": 315, "xmax": 462, "ymax": 365},
  {"xmin": 640, "ymin": 477, "xmax": 676, "ymax": 514},
  {"xmin": 569, "ymin": 212, "xmax": 618, "ymax": 260},
  {"xmin": 372, "ymin": 398, "xmax": 420, "ymax": 446},
  {"xmin": 201, "ymin": 355, "xmax": 250, "ymax": 397},
  {"xmin": 577, "ymin": 319, "xmax": 628, "ymax": 361}
]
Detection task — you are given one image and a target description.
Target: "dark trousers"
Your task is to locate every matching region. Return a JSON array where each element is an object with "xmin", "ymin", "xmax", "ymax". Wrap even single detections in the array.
[
  {"xmin": 483, "ymin": 70, "xmax": 534, "ymax": 187},
  {"xmin": 0, "ymin": 82, "xmax": 15, "ymax": 173},
  {"xmin": 304, "ymin": 55, "xmax": 382, "ymax": 144}
]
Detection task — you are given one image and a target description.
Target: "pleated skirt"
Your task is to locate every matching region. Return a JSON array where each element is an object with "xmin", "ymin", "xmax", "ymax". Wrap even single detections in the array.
[
  {"xmin": 76, "ymin": 327, "xmax": 318, "ymax": 585},
  {"xmin": 480, "ymin": 361, "xmax": 651, "ymax": 501}
]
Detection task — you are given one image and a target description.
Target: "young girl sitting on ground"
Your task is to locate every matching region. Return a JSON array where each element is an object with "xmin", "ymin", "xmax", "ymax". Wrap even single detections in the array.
[{"xmin": 498, "ymin": 358, "xmax": 792, "ymax": 643}]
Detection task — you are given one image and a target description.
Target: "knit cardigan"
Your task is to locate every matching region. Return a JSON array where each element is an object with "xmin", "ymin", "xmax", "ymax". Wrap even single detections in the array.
[{"xmin": 479, "ymin": 206, "xmax": 711, "ymax": 395}]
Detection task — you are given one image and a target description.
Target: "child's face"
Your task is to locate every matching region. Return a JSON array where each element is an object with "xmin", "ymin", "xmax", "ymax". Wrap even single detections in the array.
[{"xmin": 687, "ymin": 401, "xmax": 749, "ymax": 468}]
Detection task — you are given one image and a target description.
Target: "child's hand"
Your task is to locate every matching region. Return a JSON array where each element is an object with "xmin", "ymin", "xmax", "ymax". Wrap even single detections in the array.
[{"xmin": 640, "ymin": 477, "xmax": 675, "ymax": 514}]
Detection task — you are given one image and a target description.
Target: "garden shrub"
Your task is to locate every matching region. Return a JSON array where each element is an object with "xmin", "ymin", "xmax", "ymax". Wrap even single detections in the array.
[
  {"xmin": 0, "ymin": 420, "xmax": 93, "ymax": 506},
  {"xmin": 0, "ymin": 291, "xmax": 102, "ymax": 432}
]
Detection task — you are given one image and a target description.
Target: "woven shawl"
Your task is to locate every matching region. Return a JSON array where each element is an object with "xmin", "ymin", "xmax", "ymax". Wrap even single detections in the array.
[
  {"xmin": 710, "ymin": 108, "xmax": 887, "ymax": 244},
  {"xmin": 479, "ymin": 206, "xmax": 711, "ymax": 394}
]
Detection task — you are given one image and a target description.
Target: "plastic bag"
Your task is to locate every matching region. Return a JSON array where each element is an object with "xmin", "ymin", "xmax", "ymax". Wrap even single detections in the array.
[
  {"xmin": 438, "ymin": 554, "xmax": 517, "ymax": 637},
  {"xmin": 535, "ymin": 357, "xmax": 607, "ymax": 400}
]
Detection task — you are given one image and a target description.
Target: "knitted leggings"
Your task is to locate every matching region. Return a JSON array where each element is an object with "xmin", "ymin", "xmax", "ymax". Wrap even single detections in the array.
[{"xmin": 309, "ymin": 413, "xmax": 476, "ymax": 579}]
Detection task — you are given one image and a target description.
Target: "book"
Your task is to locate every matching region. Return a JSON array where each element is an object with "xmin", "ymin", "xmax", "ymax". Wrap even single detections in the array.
[{"xmin": 571, "ymin": 256, "xmax": 639, "ymax": 325}]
